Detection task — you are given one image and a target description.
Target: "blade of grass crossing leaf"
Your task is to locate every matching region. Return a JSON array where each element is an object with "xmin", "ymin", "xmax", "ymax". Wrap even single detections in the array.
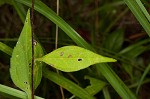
[
  {"xmin": 124, "ymin": 0, "xmax": 150, "ymax": 37},
  {"xmin": 0, "ymin": 84, "xmax": 44, "ymax": 99},
  {"xmin": 0, "ymin": 42, "xmax": 13, "ymax": 56},
  {"xmin": 135, "ymin": 0, "xmax": 150, "ymax": 22},
  {"xmin": 14, "ymin": 0, "xmax": 136, "ymax": 98},
  {"xmin": 136, "ymin": 63, "xmax": 150, "ymax": 94},
  {"xmin": 103, "ymin": 87, "xmax": 111, "ymax": 99},
  {"xmin": 43, "ymin": 68, "xmax": 95, "ymax": 99}
]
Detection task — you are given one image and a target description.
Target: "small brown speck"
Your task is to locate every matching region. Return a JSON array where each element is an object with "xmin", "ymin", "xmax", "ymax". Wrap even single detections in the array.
[
  {"xmin": 60, "ymin": 52, "xmax": 64, "ymax": 56},
  {"xmin": 68, "ymin": 55, "xmax": 72, "ymax": 58}
]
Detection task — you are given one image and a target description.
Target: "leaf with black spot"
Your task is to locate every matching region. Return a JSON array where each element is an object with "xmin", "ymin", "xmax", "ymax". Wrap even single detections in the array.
[{"xmin": 37, "ymin": 46, "xmax": 116, "ymax": 72}]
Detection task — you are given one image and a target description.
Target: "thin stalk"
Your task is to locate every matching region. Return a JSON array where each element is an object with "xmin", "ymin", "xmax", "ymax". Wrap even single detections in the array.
[
  {"xmin": 55, "ymin": 0, "xmax": 65, "ymax": 99},
  {"xmin": 31, "ymin": 0, "xmax": 35, "ymax": 99}
]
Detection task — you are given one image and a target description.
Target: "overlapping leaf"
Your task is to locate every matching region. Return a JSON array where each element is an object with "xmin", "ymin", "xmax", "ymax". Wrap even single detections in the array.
[{"xmin": 10, "ymin": 10, "xmax": 44, "ymax": 98}]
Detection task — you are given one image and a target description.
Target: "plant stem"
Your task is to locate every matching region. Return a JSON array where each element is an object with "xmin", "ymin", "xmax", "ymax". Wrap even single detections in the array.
[{"xmin": 31, "ymin": 0, "xmax": 35, "ymax": 99}]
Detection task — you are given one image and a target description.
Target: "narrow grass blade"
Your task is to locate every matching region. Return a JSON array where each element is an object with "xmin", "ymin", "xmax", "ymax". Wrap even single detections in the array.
[
  {"xmin": 0, "ymin": 42, "xmax": 13, "ymax": 56},
  {"xmin": 136, "ymin": 63, "xmax": 150, "ymax": 94},
  {"xmin": 12, "ymin": 0, "xmax": 26, "ymax": 23},
  {"xmin": 135, "ymin": 0, "xmax": 150, "ymax": 23},
  {"xmin": 97, "ymin": 63, "xmax": 136, "ymax": 99},
  {"xmin": 0, "ymin": 84, "xmax": 44, "ymax": 99},
  {"xmin": 103, "ymin": 87, "xmax": 111, "ymax": 99},
  {"xmin": 124, "ymin": 0, "xmax": 150, "ymax": 37},
  {"xmin": 43, "ymin": 68, "xmax": 95, "ymax": 99}
]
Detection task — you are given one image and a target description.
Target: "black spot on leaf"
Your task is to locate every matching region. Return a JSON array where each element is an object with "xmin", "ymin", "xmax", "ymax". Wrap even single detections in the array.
[
  {"xmin": 24, "ymin": 82, "xmax": 28, "ymax": 84},
  {"xmin": 78, "ymin": 58, "xmax": 82, "ymax": 61}
]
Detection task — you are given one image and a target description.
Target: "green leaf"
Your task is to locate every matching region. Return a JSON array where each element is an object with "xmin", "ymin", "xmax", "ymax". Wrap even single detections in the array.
[
  {"xmin": 10, "ymin": 10, "xmax": 44, "ymax": 98},
  {"xmin": 38, "ymin": 46, "xmax": 116, "ymax": 72},
  {"xmin": 84, "ymin": 76, "xmax": 107, "ymax": 96},
  {"xmin": 34, "ymin": 40, "xmax": 44, "ymax": 90},
  {"xmin": 10, "ymin": 10, "xmax": 32, "ymax": 98}
]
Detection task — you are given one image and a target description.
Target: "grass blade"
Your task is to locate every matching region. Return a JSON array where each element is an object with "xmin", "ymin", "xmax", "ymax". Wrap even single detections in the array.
[
  {"xmin": 135, "ymin": 0, "xmax": 150, "ymax": 23},
  {"xmin": 124, "ymin": 0, "xmax": 150, "ymax": 37},
  {"xmin": 0, "ymin": 42, "xmax": 13, "ymax": 56},
  {"xmin": 12, "ymin": 0, "xmax": 26, "ymax": 23},
  {"xmin": 136, "ymin": 63, "xmax": 150, "ymax": 94},
  {"xmin": 97, "ymin": 63, "xmax": 136, "ymax": 99},
  {"xmin": 0, "ymin": 84, "xmax": 43, "ymax": 99},
  {"xmin": 43, "ymin": 68, "xmax": 95, "ymax": 99}
]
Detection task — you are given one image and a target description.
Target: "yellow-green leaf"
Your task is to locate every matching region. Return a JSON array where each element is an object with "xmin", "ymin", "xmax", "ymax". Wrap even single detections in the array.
[
  {"xmin": 38, "ymin": 46, "xmax": 116, "ymax": 72},
  {"xmin": 10, "ymin": 9, "xmax": 32, "ymax": 98},
  {"xmin": 84, "ymin": 76, "xmax": 107, "ymax": 96},
  {"xmin": 10, "ymin": 10, "xmax": 44, "ymax": 98},
  {"xmin": 34, "ymin": 40, "xmax": 44, "ymax": 90}
]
